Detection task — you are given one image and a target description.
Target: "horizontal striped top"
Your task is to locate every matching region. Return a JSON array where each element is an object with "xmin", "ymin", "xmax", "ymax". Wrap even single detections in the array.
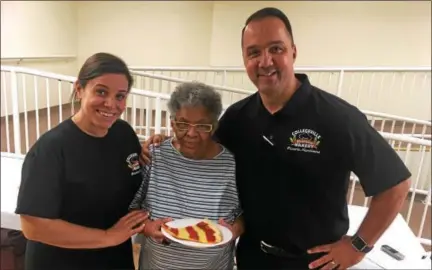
[{"xmin": 130, "ymin": 138, "xmax": 242, "ymax": 270}]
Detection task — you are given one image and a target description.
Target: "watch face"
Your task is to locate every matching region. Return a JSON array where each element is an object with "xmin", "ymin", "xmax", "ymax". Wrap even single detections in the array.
[
  {"xmin": 351, "ymin": 236, "xmax": 373, "ymax": 253},
  {"xmin": 352, "ymin": 236, "xmax": 366, "ymax": 250}
]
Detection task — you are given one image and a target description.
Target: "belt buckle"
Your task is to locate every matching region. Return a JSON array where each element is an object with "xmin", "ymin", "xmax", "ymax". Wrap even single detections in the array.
[
  {"xmin": 260, "ymin": 241, "xmax": 273, "ymax": 253},
  {"xmin": 260, "ymin": 240, "xmax": 277, "ymax": 255},
  {"xmin": 260, "ymin": 241, "xmax": 297, "ymax": 259}
]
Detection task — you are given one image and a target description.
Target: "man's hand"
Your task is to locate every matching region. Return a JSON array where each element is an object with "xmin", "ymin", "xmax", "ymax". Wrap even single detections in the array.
[
  {"xmin": 142, "ymin": 217, "xmax": 173, "ymax": 243},
  {"xmin": 140, "ymin": 134, "xmax": 168, "ymax": 164},
  {"xmin": 307, "ymin": 236, "xmax": 365, "ymax": 269}
]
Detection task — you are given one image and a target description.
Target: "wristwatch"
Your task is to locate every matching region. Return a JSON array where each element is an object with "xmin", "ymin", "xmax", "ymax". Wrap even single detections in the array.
[{"xmin": 351, "ymin": 234, "xmax": 373, "ymax": 253}]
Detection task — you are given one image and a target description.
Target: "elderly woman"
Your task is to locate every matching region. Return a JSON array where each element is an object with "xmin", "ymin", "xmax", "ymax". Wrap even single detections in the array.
[{"xmin": 130, "ymin": 81, "xmax": 243, "ymax": 270}]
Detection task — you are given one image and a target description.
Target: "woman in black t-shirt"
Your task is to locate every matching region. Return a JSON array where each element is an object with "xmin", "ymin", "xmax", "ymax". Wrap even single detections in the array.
[{"xmin": 15, "ymin": 52, "xmax": 148, "ymax": 270}]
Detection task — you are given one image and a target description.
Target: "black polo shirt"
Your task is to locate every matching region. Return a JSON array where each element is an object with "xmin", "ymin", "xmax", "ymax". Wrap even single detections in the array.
[
  {"xmin": 15, "ymin": 118, "xmax": 143, "ymax": 269},
  {"xmin": 215, "ymin": 73, "xmax": 411, "ymax": 251}
]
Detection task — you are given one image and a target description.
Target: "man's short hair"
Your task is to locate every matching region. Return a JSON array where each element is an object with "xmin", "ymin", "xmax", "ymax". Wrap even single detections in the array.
[{"xmin": 241, "ymin": 7, "xmax": 294, "ymax": 46}]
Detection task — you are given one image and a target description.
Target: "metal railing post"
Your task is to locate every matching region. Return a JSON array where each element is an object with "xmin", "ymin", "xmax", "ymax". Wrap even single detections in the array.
[
  {"xmin": 10, "ymin": 71, "xmax": 21, "ymax": 154},
  {"xmin": 154, "ymin": 97, "xmax": 162, "ymax": 134},
  {"xmin": 335, "ymin": 69, "xmax": 344, "ymax": 97}
]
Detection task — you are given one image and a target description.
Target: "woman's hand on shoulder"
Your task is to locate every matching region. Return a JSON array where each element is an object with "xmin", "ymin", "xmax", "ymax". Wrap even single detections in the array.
[
  {"xmin": 142, "ymin": 217, "xmax": 173, "ymax": 243},
  {"xmin": 139, "ymin": 134, "xmax": 169, "ymax": 165},
  {"xmin": 105, "ymin": 210, "xmax": 149, "ymax": 246}
]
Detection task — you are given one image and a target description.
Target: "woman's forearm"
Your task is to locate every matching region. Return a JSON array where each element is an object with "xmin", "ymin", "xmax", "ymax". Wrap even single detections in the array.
[
  {"xmin": 21, "ymin": 215, "xmax": 111, "ymax": 249},
  {"xmin": 232, "ymin": 216, "xmax": 245, "ymax": 238}
]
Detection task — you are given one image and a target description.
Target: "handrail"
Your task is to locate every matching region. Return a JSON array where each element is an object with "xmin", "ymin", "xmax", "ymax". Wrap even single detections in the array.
[
  {"xmin": 130, "ymin": 88, "xmax": 170, "ymax": 100},
  {"xmin": 0, "ymin": 65, "xmax": 172, "ymax": 100},
  {"xmin": 132, "ymin": 87, "xmax": 235, "ymax": 111},
  {"xmin": 1, "ymin": 65, "xmax": 77, "ymax": 82},
  {"xmin": 0, "ymin": 152, "xmax": 26, "ymax": 159},
  {"xmin": 1, "ymin": 65, "xmax": 430, "ymax": 129},
  {"xmin": 1, "ymin": 55, "xmax": 76, "ymax": 65},
  {"xmin": 131, "ymin": 70, "xmax": 254, "ymax": 95},
  {"xmin": 129, "ymin": 66, "xmax": 432, "ymax": 72},
  {"xmin": 137, "ymin": 132, "xmax": 431, "ymax": 147},
  {"xmin": 0, "ymin": 55, "xmax": 76, "ymax": 62},
  {"xmin": 131, "ymin": 71, "xmax": 431, "ymax": 127},
  {"xmin": 363, "ymin": 110, "xmax": 432, "ymax": 127},
  {"xmin": 380, "ymin": 132, "xmax": 431, "ymax": 147},
  {"xmin": 404, "ymin": 134, "xmax": 431, "ymax": 139}
]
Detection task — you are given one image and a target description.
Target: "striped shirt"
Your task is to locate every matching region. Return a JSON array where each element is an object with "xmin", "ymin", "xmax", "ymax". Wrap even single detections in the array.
[{"xmin": 130, "ymin": 138, "xmax": 242, "ymax": 270}]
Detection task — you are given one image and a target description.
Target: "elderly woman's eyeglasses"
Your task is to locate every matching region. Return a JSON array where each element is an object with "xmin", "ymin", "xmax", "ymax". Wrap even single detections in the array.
[{"xmin": 173, "ymin": 121, "xmax": 213, "ymax": 133}]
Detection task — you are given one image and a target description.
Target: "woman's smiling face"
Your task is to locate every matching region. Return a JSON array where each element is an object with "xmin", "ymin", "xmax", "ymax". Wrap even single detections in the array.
[{"xmin": 75, "ymin": 73, "xmax": 129, "ymax": 131}]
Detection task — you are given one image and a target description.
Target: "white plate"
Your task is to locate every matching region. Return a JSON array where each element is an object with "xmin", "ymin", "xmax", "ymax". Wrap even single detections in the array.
[{"xmin": 161, "ymin": 218, "xmax": 232, "ymax": 248}]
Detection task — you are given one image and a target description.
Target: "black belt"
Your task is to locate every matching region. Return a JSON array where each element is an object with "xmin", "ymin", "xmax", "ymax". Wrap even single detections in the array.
[{"xmin": 260, "ymin": 241, "xmax": 306, "ymax": 259}]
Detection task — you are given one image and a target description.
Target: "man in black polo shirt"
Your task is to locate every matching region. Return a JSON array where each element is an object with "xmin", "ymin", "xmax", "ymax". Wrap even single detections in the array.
[
  {"xmin": 140, "ymin": 7, "xmax": 411, "ymax": 270},
  {"xmin": 215, "ymin": 7, "xmax": 411, "ymax": 270}
]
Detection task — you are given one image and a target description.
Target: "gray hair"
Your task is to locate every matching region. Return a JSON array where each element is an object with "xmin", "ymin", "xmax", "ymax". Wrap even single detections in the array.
[{"xmin": 167, "ymin": 81, "xmax": 223, "ymax": 123}]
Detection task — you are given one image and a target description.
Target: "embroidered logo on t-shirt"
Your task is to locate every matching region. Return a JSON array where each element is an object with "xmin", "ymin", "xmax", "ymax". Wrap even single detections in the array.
[
  {"xmin": 126, "ymin": 153, "xmax": 141, "ymax": 176},
  {"xmin": 287, "ymin": 129, "xmax": 321, "ymax": 154}
]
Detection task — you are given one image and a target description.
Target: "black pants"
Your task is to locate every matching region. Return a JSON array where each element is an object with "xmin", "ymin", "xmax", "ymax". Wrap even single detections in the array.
[
  {"xmin": 236, "ymin": 236, "xmax": 325, "ymax": 270},
  {"xmin": 1, "ymin": 228, "xmax": 27, "ymax": 270}
]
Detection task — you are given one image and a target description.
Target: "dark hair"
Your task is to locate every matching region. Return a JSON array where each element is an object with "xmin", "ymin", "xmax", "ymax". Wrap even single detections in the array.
[
  {"xmin": 71, "ymin": 52, "xmax": 134, "ymax": 102},
  {"xmin": 241, "ymin": 7, "xmax": 294, "ymax": 46}
]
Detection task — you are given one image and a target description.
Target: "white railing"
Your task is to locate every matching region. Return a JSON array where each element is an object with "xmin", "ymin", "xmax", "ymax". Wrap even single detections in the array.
[
  {"xmin": 349, "ymin": 133, "xmax": 432, "ymax": 246},
  {"xmin": 362, "ymin": 110, "xmax": 431, "ymax": 142},
  {"xmin": 1, "ymin": 65, "xmax": 430, "ymax": 247},
  {"xmin": 130, "ymin": 66, "xmax": 432, "ymax": 121},
  {"xmin": 129, "ymin": 70, "xmax": 431, "ymax": 138},
  {"xmin": 129, "ymin": 69, "xmax": 431, "ymax": 141},
  {"xmin": 0, "ymin": 65, "xmax": 177, "ymax": 153},
  {"xmin": 130, "ymin": 70, "xmax": 253, "ymax": 112}
]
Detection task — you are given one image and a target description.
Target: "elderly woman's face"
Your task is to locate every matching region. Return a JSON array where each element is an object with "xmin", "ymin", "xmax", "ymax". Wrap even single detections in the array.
[{"xmin": 172, "ymin": 105, "xmax": 214, "ymax": 156}]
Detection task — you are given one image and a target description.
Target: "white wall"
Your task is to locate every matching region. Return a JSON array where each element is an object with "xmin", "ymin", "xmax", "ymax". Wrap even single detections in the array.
[
  {"xmin": 1, "ymin": 1, "xmax": 78, "ymax": 75},
  {"xmin": 2, "ymin": 1, "xmax": 430, "ymax": 69},
  {"xmin": 0, "ymin": 1, "xmax": 430, "ymax": 118},
  {"xmin": 76, "ymin": 1, "xmax": 213, "ymax": 67},
  {"xmin": 1, "ymin": 1, "xmax": 78, "ymax": 116},
  {"xmin": 210, "ymin": 1, "xmax": 431, "ymax": 67},
  {"xmin": 209, "ymin": 1, "xmax": 431, "ymax": 120}
]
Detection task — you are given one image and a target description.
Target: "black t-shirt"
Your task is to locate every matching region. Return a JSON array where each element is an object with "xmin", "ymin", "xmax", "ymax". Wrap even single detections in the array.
[
  {"xmin": 215, "ymin": 74, "xmax": 411, "ymax": 251},
  {"xmin": 15, "ymin": 118, "xmax": 143, "ymax": 270}
]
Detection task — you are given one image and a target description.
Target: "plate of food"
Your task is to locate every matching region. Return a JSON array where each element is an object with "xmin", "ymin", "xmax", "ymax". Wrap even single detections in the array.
[{"xmin": 161, "ymin": 218, "xmax": 232, "ymax": 248}]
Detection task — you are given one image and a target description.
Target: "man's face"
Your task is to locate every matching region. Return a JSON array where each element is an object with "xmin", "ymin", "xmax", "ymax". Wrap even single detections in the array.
[{"xmin": 242, "ymin": 17, "xmax": 297, "ymax": 96}]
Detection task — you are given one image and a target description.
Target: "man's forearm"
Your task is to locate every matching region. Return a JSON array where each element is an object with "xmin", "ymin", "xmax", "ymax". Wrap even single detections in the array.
[
  {"xmin": 21, "ymin": 215, "xmax": 110, "ymax": 249},
  {"xmin": 356, "ymin": 179, "xmax": 410, "ymax": 246}
]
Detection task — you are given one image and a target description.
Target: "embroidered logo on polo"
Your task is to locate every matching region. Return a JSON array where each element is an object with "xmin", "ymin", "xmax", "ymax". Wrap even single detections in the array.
[
  {"xmin": 126, "ymin": 153, "xmax": 141, "ymax": 176},
  {"xmin": 287, "ymin": 129, "xmax": 321, "ymax": 154}
]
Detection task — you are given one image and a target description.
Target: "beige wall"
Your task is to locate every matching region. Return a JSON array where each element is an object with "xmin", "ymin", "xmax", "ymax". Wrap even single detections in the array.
[
  {"xmin": 2, "ymin": 1, "xmax": 430, "ymax": 69},
  {"xmin": 0, "ymin": 1, "xmax": 430, "ymax": 118},
  {"xmin": 0, "ymin": 1, "xmax": 78, "ymax": 75},
  {"xmin": 76, "ymin": 1, "xmax": 213, "ymax": 67},
  {"xmin": 210, "ymin": 1, "xmax": 431, "ymax": 67},
  {"xmin": 1, "ymin": 1, "xmax": 77, "ymax": 116}
]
